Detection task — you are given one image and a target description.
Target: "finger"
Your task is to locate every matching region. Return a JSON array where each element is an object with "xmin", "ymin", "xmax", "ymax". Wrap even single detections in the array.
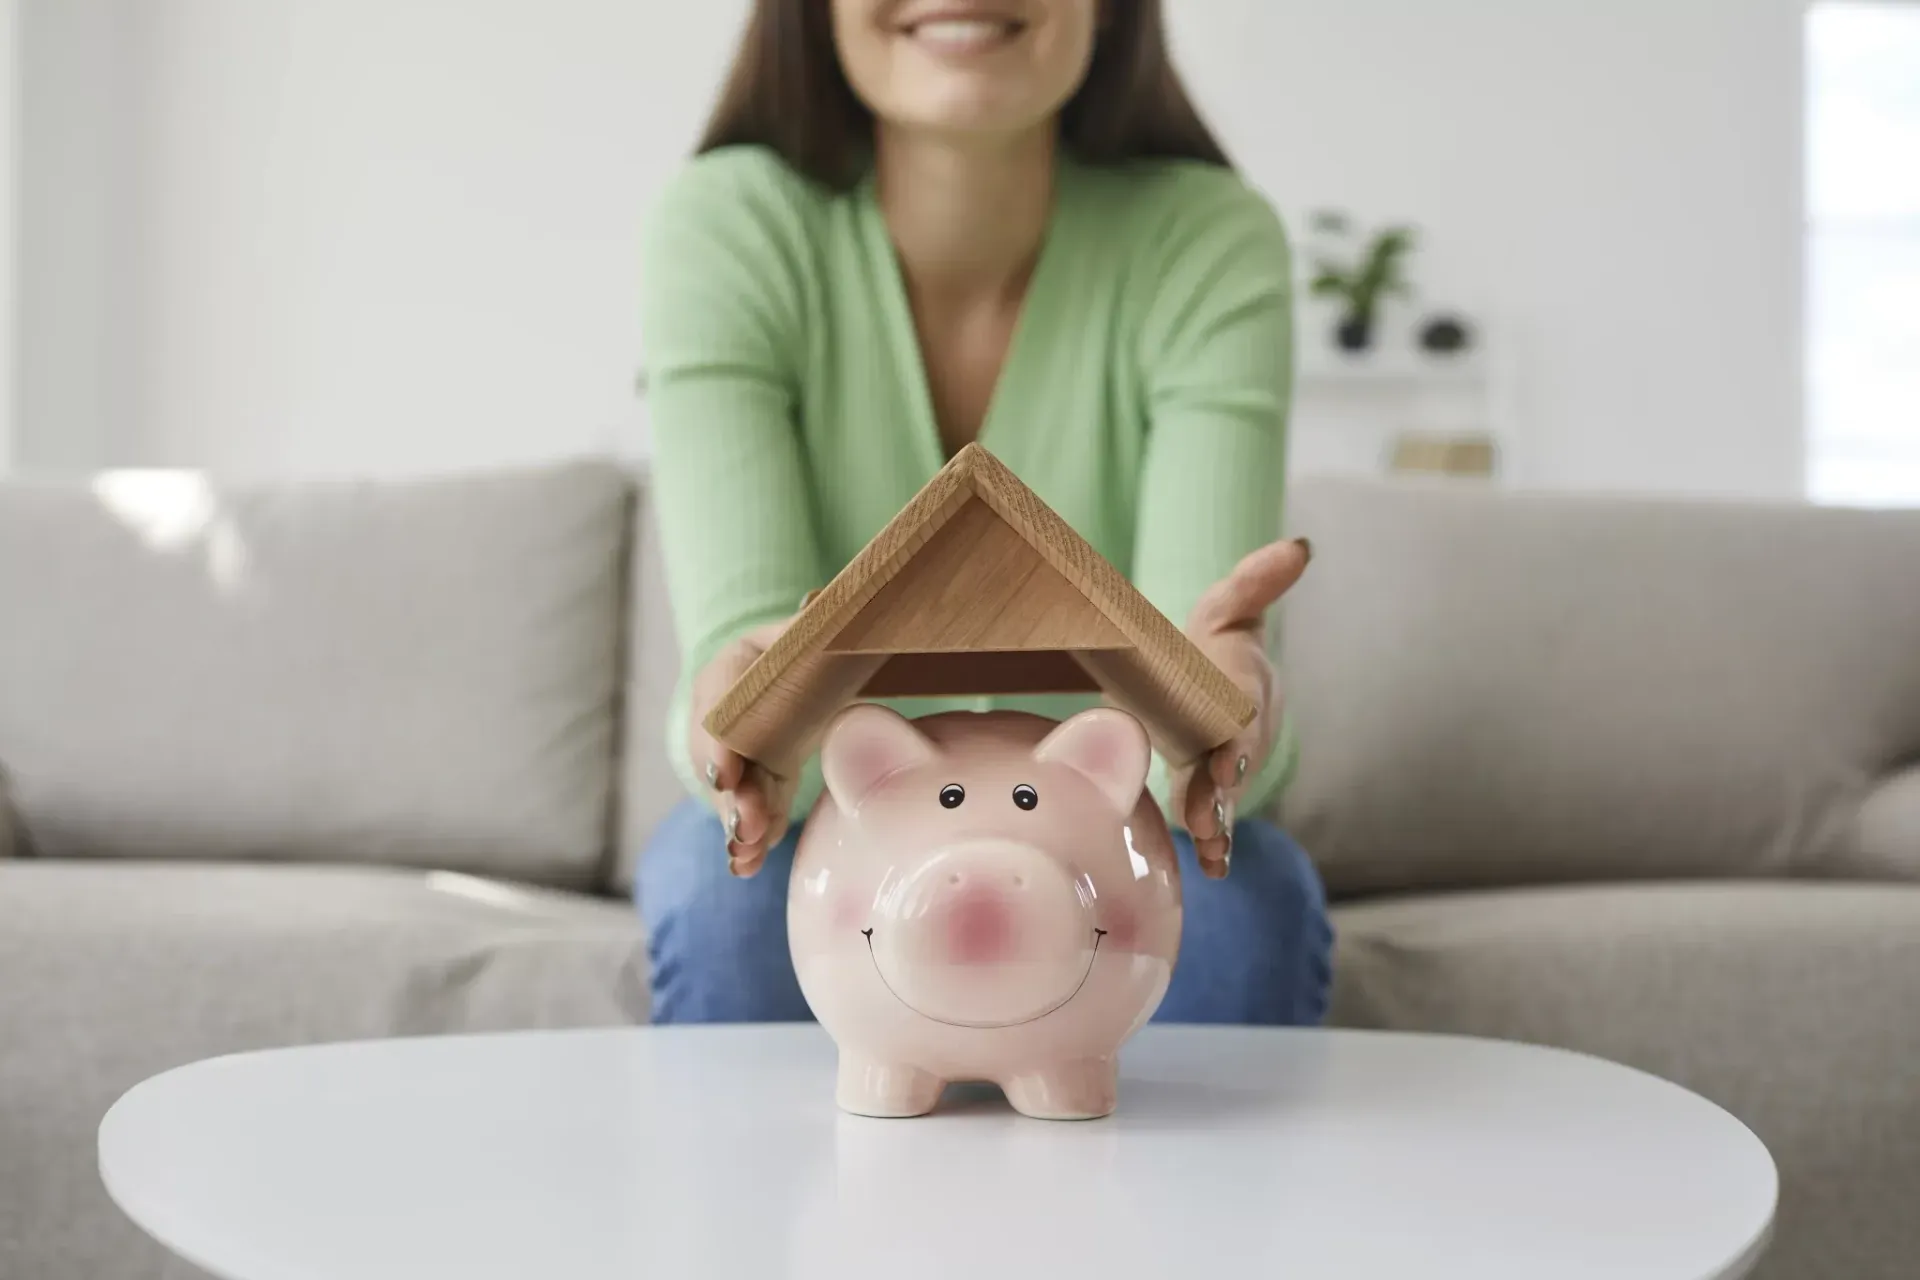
[
  {"xmin": 752, "ymin": 790, "xmax": 794, "ymax": 855},
  {"xmin": 1209, "ymin": 740, "xmax": 1254, "ymax": 797},
  {"xmin": 696, "ymin": 620, "xmax": 798, "ymax": 786},
  {"xmin": 764, "ymin": 773, "xmax": 799, "ymax": 848},
  {"xmin": 724, "ymin": 766, "xmax": 797, "ymax": 872},
  {"xmin": 1183, "ymin": 768, "xmax": 1230, "ymax": 842},
  {"xmin": 692, "ymin": 682, "xmax": 749, "ymax": 792},
  {"xmin": 730, "ymin": 776, "xmax": 777, "ymax": 848},
  {"xmin": 1176, "ymin": 768, "xmax": 1202, "ymax": 836},
  {"xmin": 723, "ymin": 798, "xmax": 768, "ymax": 877},
  {"xmin": 1194, "ymin": 835, "xmax": 1231, "ymax": 879},
  {"xmin": 704, "ymin": 739, "xmax": 748, "ymax": 794},
  {"xmin": 1166, "ymin": 772, "xmax": 1190, "ymax": 841},
  {"xmin": 1208, "ymin": 638, "xmax": 1276, "ymax": 789},
  {"xmin": 1188, "ymin": 538, "xmax": 1313, "ymax": 637},
  {"xmin": 726, "ymin": 828, "xmax": 783, "ymax": 876}
]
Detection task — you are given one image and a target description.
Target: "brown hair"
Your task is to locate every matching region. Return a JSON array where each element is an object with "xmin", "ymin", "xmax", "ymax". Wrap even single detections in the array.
[{"xmin": 695, "ymin": 1, "xmax": 1233, "ymax": 190}]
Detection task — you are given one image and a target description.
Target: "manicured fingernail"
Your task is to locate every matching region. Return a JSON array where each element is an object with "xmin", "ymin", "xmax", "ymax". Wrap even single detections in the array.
[
  {"xmin": 728, "ymin": 856, "xmax": 747, "ymax": 879},
  {"xmin": 1213, "ymin": 797, "xmax": 1227, "ymax": 837},
  {"xmin": 726, "ymin": 805, "xmax": 741, "ymax": 844},
  {"xmin": 1235, "ymin": 754, "xmax": 1249, "ymax": 782},
  {"xmin": 705, "ymin": 761, "xmax": 719, "ymax": 789},
  {"xmin": 1293, "ymin": 536, "xmax": 1313, "ymax": 562}
]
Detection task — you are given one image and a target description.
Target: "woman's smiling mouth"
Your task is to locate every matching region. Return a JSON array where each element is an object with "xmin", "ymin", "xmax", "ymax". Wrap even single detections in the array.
[{"xmin": 897, "ymin": 12, "xmax": 1029, "ymax": 55}]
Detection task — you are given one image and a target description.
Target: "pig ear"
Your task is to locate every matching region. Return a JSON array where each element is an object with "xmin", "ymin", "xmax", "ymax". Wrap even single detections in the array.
[
  {"xmin": 1032, "ymin": 709, "xmax": 1151, "ymax": 817},
  {"xmin": 821, "ymin": 704, "xmax": 938, "ymax": 813}
]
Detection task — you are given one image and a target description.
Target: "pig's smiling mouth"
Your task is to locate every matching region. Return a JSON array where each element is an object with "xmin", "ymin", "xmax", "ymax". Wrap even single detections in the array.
[{"xmin": 860, "ymin": 927, "xmax": 1107, "ymax": 1028}]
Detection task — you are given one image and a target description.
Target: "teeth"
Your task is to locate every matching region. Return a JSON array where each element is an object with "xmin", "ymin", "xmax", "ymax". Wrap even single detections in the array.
[{"xmin": 911, "ymin": 19, "xmax": 1017, "ymax": 50}]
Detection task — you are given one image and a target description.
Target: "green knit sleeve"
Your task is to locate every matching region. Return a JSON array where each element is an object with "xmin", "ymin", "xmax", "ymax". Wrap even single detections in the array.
[
  {"xmin": 638, "ymin": 150, "xmax": 826, "ymax": 807},
  {"xmin": 1130, "ymin": 171, "xmax": 1298, "ymax": 817}
]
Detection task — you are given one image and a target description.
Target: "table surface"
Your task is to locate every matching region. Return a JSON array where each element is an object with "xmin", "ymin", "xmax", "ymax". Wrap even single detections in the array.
[{"xmin": 99, "ymin": 1024, "xmax": 1777, "ymax": 1280}]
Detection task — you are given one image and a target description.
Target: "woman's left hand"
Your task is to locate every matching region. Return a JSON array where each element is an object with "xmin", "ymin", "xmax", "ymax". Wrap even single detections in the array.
[{"xmin": 1170, "ymin": 537, "xmax": 1313, "ymax": 879}]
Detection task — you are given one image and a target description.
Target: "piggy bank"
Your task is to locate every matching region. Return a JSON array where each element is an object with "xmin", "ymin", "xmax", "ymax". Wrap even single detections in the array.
[{"xmin": 787, "ymin": 704, "xmax": 1182, "ymax": 1120}]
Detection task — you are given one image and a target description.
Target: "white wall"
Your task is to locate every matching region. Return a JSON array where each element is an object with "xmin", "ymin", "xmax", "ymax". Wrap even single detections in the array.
[
  {"xmin": 19, "ymin": 0, "xmax": 146, "ymax": 473},
  {"xmin": 0, "ymin": 0, "xmax": 16, "ymax": 471},
  {"xmin": 22, "ymin": 0, "xmax": 748, "ymax": 477},
  {"xmin": 19, "ymin": 0, "xmax": 1807, "ymax": 497},
  {"xmin": 1169, "ymin": 0, "xmax": 1807, "ymax": 498}
]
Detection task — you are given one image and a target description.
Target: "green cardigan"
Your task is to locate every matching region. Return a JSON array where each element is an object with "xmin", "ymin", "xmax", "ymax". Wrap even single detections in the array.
[{"xmin": 638, "ymin": 144, "xmax": 1298, "ymax": 826}]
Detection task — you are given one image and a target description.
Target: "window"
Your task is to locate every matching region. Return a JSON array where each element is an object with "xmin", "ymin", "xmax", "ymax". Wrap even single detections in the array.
[{"xmin": 1806, "ymin": 2, "xmax": 1920, "ymax": 507}]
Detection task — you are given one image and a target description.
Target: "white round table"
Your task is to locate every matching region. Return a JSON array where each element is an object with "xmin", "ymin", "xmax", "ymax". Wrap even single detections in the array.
[{"xmin": 99, "ymin": 1025, "xmax": 1776, "ymax": 1280}]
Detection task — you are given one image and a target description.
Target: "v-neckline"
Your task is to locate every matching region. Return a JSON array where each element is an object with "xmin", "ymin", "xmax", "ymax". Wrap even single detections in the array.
[{"xmin": 860, "ymin": 158, "xmax": 1074, "ymax": 476}]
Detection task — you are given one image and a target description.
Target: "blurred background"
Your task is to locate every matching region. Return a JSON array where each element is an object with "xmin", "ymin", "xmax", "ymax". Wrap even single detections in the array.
[
  {"xmin": 5, "ymin": 7, "xmax": 1920, "ymax": 1280},
  {"xmin": 5, "ymin": 0, "xmax": 1913, "ymax": 503}
]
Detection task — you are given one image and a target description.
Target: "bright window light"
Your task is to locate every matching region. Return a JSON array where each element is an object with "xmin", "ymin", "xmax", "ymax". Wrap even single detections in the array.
[{"xmin": 1806, "ymin": 2, "xmax": 1920, "ymax": 507}]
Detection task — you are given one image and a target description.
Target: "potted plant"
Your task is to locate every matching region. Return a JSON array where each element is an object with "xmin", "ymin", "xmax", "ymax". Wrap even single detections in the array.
[{"xmin": 1307, "ymin": 211, "xmax": 1417, "ymax": 353}]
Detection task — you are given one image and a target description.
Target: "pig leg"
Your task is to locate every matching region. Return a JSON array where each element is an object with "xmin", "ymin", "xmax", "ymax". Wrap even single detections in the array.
[
  {"xmin": 836, "ymin": 1054, "xmax": 945, "ymax": 1118},
  {"xmin": 1000, "ymin": 1057, "xmax": 1119, "ymax": 1121}
]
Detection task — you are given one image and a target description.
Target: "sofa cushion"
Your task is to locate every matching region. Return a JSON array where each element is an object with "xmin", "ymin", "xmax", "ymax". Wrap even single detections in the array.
[
  {"xmin": 1329, "ymin": 881, "xmax": 1920, "ymax": 1280},
  {"xmin": 1278, "ymin": 478, "xmax": 1920, "ymax": 896},
  {"xmin": 0, "ymin": 859, "xmax": 647, "ymax": 1280},
  {"xmin": 0, "ymin": 462, "xmax": 632, "ymax": 887}
]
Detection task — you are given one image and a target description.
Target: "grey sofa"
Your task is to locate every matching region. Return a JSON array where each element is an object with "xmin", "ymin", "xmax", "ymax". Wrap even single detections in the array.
[{"xmin": 1, "ymin": 461, "xmax": 1915, "ymax": 1280}]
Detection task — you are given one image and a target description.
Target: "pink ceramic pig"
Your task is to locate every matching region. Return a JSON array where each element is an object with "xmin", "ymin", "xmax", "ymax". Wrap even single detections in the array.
[{"xmin": 787, "ymin": 704, "xmax": 1182, "ymax": 1120}]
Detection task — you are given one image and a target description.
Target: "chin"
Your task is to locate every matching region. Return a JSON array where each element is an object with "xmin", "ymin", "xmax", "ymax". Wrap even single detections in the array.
[
  {"xmin": 895, "ymin": 92, "xmax": 1053, "ymax": 142},
  {"xmin": 883, "ymin": 55, "xmax": 1078, "ymax": 143}
]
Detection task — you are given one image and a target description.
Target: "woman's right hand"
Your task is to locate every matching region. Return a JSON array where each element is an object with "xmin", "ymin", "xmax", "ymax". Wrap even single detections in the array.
[{"xmin": 689, "ymin": 616, "xmax": 800, "ymax": 878}]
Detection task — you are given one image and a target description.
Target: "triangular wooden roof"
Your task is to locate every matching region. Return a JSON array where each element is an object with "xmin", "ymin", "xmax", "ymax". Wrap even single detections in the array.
[{"xmin": 704, "ymin": 443, "xmax": 1256, "ymax": 777}]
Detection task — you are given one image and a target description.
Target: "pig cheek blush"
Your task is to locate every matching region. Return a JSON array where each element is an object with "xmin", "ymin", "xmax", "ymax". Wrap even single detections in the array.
[
  {"xmin": 830, "ymin": 891, "xmax": 871, "ymax": 934},
  {"xmin": 1096, "ymin": 903, "xmax": 1139, "ymax": 953}
]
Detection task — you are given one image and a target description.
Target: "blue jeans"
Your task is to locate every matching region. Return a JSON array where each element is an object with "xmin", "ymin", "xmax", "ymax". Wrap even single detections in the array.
[{"xmin": 634, "ymin": 798, "xmax": 1334, "ymax": 1027}]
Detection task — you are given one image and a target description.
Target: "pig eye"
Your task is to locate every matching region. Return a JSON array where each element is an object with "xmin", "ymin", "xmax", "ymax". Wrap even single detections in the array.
[
  {"xmin": 939, "ymin": 784, "xmax": 966, "ymax": 809},
  {"xmin": 1012, "ymin": 784, "xmax": 1039, "ymax": 811}
]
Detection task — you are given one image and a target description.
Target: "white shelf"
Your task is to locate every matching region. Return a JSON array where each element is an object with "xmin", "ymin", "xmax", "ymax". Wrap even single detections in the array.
[
  {"xmin": 1297, "ymin": 349, "xmax": 1488, "ymax": 389},
  {"xmin": 1288, "ymin": 324, "xmax": 1521, "ymax": 485}
]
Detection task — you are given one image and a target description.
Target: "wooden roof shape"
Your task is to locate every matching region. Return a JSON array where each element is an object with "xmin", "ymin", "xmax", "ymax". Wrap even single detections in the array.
[{"xmin": 704, "ymin": 443, "xmax": 1257, "ymax": 778}]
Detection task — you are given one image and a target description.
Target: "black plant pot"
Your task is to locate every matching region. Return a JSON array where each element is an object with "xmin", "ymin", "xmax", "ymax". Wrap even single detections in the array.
[
  {"xmin": 1334, "ymin": 313, "xmax": 1374, "ymax": 352},
  {"xmin": 1419, "ymin": 314, "xmax": 1474, "ymax": 355}
]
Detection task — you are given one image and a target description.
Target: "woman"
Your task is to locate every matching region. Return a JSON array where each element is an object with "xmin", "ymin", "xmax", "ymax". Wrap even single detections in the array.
[{"xmin": 635, "ymin": 0, "xmax": 1331, "ymax": 1026}]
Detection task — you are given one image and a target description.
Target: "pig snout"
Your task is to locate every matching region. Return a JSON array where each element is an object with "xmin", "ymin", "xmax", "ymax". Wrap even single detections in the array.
[
  {"xmin": 934, "ymin": 872, "xmax": 1039, "ymax": 965},
  {"xmin": 868, "ymin": 843, "xmax": 1099, "ymax": 1028}
]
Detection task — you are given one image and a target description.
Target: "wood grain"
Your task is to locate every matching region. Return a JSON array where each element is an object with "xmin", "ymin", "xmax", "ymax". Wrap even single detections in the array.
[
  {"xmin": 703, "ymin": 443, "xmax": 1257, "ymax": 777},
  {"xmin": 703, "ymin": 460, "xmax": 975, "ymax": 773},
  {"xmin": 828, "ymin": 498, "xmax": 1127, "ymax": 653},
  {"xmin": 960, "ymin": 447, "xmax": 1256, "ymax": 764}
]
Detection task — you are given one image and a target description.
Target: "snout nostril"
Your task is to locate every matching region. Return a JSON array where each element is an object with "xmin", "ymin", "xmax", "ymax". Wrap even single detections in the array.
[
  {"xmin": 948, "ymin": 873, "xmax": 961, "ymax": 886},
  {"xmin": 1012, "ymin": 875, "xmax": 1025, "ymax": 889}
]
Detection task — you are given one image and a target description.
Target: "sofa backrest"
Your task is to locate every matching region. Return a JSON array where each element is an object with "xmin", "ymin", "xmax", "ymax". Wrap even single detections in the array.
[
  {"xmin": 0, "ymin": 461, "xmax": 633, "ymax": 890},
  {"xmin": 1276, "ymin": 477, "xmax": 1920, "ymax": 899},
  {"xmin": 11, "ymin": 458, "xmax": 1916, "ymax": 902}
]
